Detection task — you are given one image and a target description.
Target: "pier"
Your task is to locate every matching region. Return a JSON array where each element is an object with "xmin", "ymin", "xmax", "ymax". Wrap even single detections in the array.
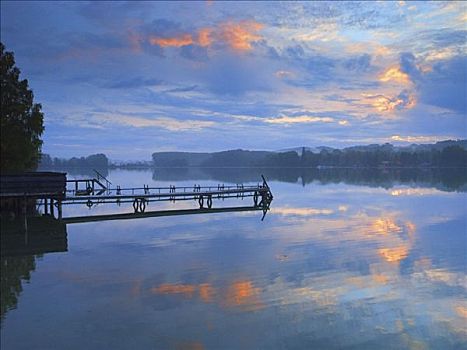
[{"xmin": 1, "ymin": 172, "xmax": 273, "ymax": 221}]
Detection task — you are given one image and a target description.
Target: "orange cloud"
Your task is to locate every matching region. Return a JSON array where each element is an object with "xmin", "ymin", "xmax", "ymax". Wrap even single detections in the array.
[
  {"xmin": 219, "ymin": 20, "xmax": 264, "ymax": 51},
  {"xmin": 149, "ymin": 34, "xmax": 194, "ymax": 47},
  {"xmin": 197, "ymin": 28, "xmax": 213, "ymax": 47},
  {"xmin": 148, "ymin": 20, "xmax": 263, "ymax": 52},
  {"xmin": 366, "ymin": 92, "xmax": 416, "ymax": 112},
  {"xmin": 379, "ymin": 66, "xmax": 411, "ymax": 84},
  {"xmin": 456, "ymin": 306, "xmax": 467, "ymax": 318}
]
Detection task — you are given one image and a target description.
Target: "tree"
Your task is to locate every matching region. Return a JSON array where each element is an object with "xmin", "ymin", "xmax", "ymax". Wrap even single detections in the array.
[{"xmin": 1, "ymin": 42, "xmax": 44, "ymax": 172}]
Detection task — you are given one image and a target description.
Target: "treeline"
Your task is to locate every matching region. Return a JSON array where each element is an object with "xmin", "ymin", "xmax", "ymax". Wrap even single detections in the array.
[
  {"xmin": 152, "ymin": 141, "xmax": 467, "ymax": 168},
  {"xmin": 39, "ymin": 153, "xmax": 109, "ymax": 169},
  {"xmin": 152, "ymin": 167, "xmax": 467, "ymax": 192},
  {"xmin": 268, "ymin": 145, "xmax": 467, "ymax": 168}
]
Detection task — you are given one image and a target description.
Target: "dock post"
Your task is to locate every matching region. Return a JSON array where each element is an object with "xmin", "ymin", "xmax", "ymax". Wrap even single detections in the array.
[
  {"xmin": 44, "ymin": 197, "xmax": 48, "ymax": 214},
  {"xmin": 50, "ymin": 198, "xmax": 54, "ymax": 218},
  {"xmin": 58, "ymin": 199, "xmax": 62, "ymax": 220}
]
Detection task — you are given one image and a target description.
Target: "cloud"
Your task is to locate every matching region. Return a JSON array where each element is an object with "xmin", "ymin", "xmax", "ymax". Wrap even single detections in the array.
[
  {"xmin": 390, "ymin": 135, "xmax": 455, "ymax": 143},
  {"xmin": 180, "ymin": 44, "xmax": 209, "ymax": 61},
  {"xmin": 203, "ymin": 54, "xmax": 274, "ymax": 95},
  {"xmin": 396, "ymin": 53, "xmax": 466, "ymax": 113},
  {"xmin": 284, "ymin": 45, "xmax": 306, "ymax": 59},
  {"xmin": 379, "ymin": 66, "xmax": 411, "ymax": 85},
  {"xmin": 147, "ymin": 19, "xmax": 264, "ymax": 52},
  {"xmin": 364, "ymin": 90, "xmax": 416, "ymax": 112},
  {"xmin": 149, "ymin": 34, "xmax": 193, "ymax": 47},
  {"xmin": 344, "ymin": 53, "xmax": 372, "ymax": 72},
  {"xmin": 275, "ymin": 70, "xmax": 295, "ymax": 79},
  {"xmin": 399, "ymin": 52, "xmax": 422, "ymax": 81},
  {"xmin": 107, "ymin": 77, "xmax": 162, "ymax": 89},
  {"xmin": 219, "ymin": 20, "xmax": 264, "ymax": 51},
  {"xmin": 417, "ymin": 56, "xmax": 467, "ymax": 113},
  {"xmin": 264, "ymin": 115, "xmax": 335, "ymax": 124},
  {"xmin": 164, "ymin": 85, "xmax": 198, "ymax": 93},
  {"xmin": 95, "ymin": 114, "xmax": 215, "ymax": 131}
]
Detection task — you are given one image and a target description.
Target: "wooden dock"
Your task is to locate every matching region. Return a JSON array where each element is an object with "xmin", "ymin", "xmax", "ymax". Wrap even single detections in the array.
[
  {"xmin": 0, "ymin": 172, "xmax": 66, "ymax": 217},
  {"xmin": 1, "ymin": 172, "xmax": 273, "ymax": 221}
]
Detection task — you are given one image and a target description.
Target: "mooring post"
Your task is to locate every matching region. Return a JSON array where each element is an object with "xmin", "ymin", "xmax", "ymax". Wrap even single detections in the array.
[
  {"xmin": 58, "ymin": 199, "xmax": 62, "ymax": 220},
  {"xmin": 50, "ymin": 198, "xmax": 54, "ymax": 218}
]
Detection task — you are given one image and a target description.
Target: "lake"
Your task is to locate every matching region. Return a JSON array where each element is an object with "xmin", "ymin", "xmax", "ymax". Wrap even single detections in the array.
[{"xmin": 1, "ymin": 168, "xmax": 466, "ymax": 349}]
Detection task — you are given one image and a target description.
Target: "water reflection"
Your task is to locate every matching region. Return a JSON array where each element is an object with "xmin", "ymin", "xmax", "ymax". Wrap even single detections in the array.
[
  {"xmin": 1, "ymin": 216, "xmax": 67, "ymax": 325},
  {"xmin": 0, "ymin": 168, "xmax": 466, "ymax": 349},
  {"xmin": 153, "ymin": 167, "xmax": 467, "ymax": 192},
  {"xmin": 1, "ymin": 255, "xmax": 37, "ymax": 325},
  {"xmin": 150, "ymin": 280, "xmax": 263, "ymax": 311}
]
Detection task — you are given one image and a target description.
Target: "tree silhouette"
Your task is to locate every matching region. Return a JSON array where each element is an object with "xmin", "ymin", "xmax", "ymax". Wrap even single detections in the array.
[{"xmin": 1, "ymin": 42, "xmax": 44, "ymax": 172}]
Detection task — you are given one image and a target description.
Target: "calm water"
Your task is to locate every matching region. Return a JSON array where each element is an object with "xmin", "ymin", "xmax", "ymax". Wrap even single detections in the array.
[{"xmin": 1, "ymin": 168, "xmax": 466, "ymax": 349}]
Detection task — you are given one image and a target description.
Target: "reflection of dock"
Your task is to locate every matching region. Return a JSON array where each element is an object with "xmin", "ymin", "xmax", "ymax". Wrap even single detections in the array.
[
  {"xmin": 0, "ymin": 202, "xmax": 266, "ymax": 258},
  {"xmin": 1, "ymin": 216, "xmax": 67, "ymax": 257},
  {"xmin": 63, "ymin": 205, "xmax": 268, "ymax": 224}
]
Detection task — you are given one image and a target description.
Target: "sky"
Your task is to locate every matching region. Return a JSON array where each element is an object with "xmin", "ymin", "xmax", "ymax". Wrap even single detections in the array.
[{"xmin": 1, "ymin": 1, "xmax": 466, "ymax": 160}]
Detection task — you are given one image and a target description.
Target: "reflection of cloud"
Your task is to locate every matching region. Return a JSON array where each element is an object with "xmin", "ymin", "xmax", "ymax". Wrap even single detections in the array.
[
  {"xmin": 199, "ymin": 283, "xmax": 215, "ymax": 303},
  {"xmin": 225, "ymin": 280, "xmax": 263, "ymax": 310},
  {"xmin": 390, "ymin": 188, "xmax": 442, "ymax": 196},
  {"xmin": 378, "ymin": 246, "xmax": 409, "ymax": 263},
  {"xmin": 272, "ymin": 207, "xmax": 334, "ymax": 216},
  {"xmin": 366, "ymin": 218, "xmax": 415, "ymax": 264},
  {"xmin": 175, "ymin": 341, "xmax": 205, "ymax": 350},
  {"xmin": 151, "ymin": 280, "xmax": 263, "ymax": 310},
  {"xmin": 415, "ymin": 269, "xmax": 467, "ymax": 289},
  {"xmin": 152, "ymin": 283, "xmax": 197, "ymax": 297},
  {"xmin": 371, "ymin": 218, "xmax": 403, "ymax": 235}
]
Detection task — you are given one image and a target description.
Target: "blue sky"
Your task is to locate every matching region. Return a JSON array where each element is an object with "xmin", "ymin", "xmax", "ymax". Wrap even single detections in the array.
[{"xmin": 1, "ymin": 1, "xmax": 466, "ymax": 160}]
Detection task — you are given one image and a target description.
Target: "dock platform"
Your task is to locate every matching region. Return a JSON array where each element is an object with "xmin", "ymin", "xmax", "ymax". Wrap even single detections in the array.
[{"xmin": 1, "ymin": 172, "xmax": 273, "ymax": 220}]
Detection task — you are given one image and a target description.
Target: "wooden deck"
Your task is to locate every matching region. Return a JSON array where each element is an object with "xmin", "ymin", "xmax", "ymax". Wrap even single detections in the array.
[
  {"xmin": 0, "ymin": 172, "xmax": 66, "ymax": 198},
  {"xmin": 1, "ymin": 172, "xmax": 273, "ymax": 220}
]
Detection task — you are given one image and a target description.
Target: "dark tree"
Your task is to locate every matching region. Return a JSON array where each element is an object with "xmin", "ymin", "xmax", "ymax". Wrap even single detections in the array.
[{"xmin": 1, "ymin": 43, "xmax": 44, "ymax": 172}]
